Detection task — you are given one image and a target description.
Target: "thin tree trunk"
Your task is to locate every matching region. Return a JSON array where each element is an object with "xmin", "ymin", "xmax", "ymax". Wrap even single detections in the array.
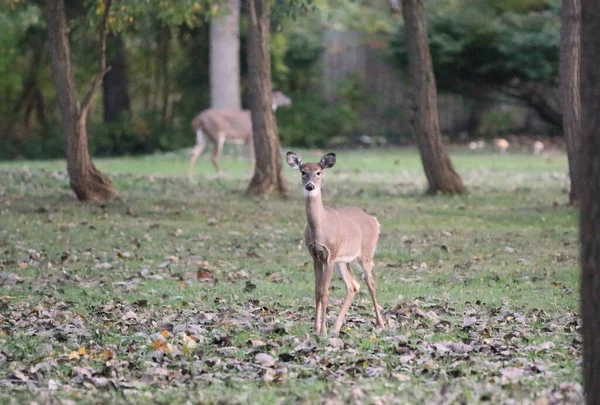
[
  {"xmin": 45, "ymin": 0, "xmax": 116, "ymax": 201},
  {"xmin": 103, "ymin": 33, "xmax": 131, "ymax": 122},
  {"xmin": 402, "ymin": 0, "xmax": 465, "ymax": 194},
  {"xmin": 160, "ymin": 26, "xmax": 171, "ymax": 128},
  {"xmin": 560, "ymin": 0, "xmax": 582, "ymax": 205},
  {"xmin": 33, "ymin": 87, "xmax": 47, "ymax": 127},
  {"xmin": 580, "ymin": 2, "xmax": 600, "ymax": 403},
  {"xmin": 246, "ymin": 0, "xmax": 286, "ymax": 196},
  {"xmin": 210, "ymin": 0, "xmax": 241, "ymax": 109}
]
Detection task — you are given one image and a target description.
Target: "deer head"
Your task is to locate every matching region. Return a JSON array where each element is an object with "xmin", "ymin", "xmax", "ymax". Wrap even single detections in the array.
[
  {"xmin": 287, "ymin": 152, "xmax": 336, "ymax": 196},
  {"xmin": 272, "ymin": 91, "xmax": 293, "ymax": 111}
]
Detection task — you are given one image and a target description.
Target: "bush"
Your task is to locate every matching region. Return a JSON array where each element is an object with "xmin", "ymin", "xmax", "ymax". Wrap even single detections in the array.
[{"xmin": 277, "ymin": 80, "xmax": 365, "ymax": 148}]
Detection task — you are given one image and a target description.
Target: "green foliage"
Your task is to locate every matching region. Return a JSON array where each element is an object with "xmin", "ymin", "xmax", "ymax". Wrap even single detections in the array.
[
  {"xmin": 315, "ymin": 0, "xmax": 395, "ymax": 33},
  {"xmin": 278, "ymin": 78, "xmax": 365, "ymax": 148},
  {"xmin": 389, "ymin": 0, "xmax": 560, "ymax": 93}
]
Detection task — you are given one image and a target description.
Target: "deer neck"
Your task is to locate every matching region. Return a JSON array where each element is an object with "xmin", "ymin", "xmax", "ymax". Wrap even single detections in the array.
[{"xmin": 305, "ymin": 189, "xmax": 328, "ymax": 243}]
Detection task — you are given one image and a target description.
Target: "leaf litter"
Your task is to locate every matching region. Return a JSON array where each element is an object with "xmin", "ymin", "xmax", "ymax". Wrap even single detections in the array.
[{"xmin": 0, "ymin": 166, "xmax": 582, "ymax": 404}]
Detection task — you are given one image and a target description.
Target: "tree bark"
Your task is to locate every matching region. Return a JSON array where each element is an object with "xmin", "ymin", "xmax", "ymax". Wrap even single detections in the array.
[
  {"xmin": 160, "ymin": 25, "xmax": 171, "ymax": 128},
  {"xmin": 45, "ymin": 0, "xmax": 117, "ymax": 201},
  {"xmin": 210, "ymin": 0, "xmax": 241, "ymax": 109},
  {"xmin": 560, "ymin": 0, "xmax": 582, "ymax": 205},
  {"xmin": 580, "ymin": 2, "xmax": 600, "ymax": 403},
  {"xmin": 103, "ymin": 33, "xmax": 131, "ymax": 122},
  {"xmin": 402, "ymin": 0, "xmax": 465, "ymax": 194},
  {"xmin": 246, "ymin": 0, "xmax": 286, "ymax": 196}
]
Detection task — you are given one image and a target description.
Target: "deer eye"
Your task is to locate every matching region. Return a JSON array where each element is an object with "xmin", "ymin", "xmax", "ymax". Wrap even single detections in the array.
[
  {"xmin": 301, "ymin": 172, "xmax": 307, "ymax": 176},
  {"xmin": 317, "ymin": 172, "xmax": 322, "ymax": 176}
]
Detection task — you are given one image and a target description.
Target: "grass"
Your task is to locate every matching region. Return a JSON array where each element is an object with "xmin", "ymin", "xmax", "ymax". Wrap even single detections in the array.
[{"xmin": 0, "ymin": 147, "xmax": 582, "ymax": 404}]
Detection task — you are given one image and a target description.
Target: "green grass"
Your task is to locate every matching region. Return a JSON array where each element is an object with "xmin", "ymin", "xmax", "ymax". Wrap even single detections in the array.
[{"xmin": 0, "ymin": 147, "xmax": 582, "ymax": 404}]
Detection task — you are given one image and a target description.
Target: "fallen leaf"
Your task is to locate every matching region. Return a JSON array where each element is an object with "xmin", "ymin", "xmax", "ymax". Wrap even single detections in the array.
[
  {"xmin": 183, "ymin": 339, "xmax": 197, "ymax": 355},
  {"xmin": 101, "ymin": 348, "xmax": 114, "ymax": 361},
  {"xmin": 254, "ymin": 352, "xmax": 276, "ymax": 368}
]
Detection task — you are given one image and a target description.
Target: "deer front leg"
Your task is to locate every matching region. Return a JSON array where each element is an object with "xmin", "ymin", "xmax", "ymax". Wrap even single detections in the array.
[
  {"xmin": 313, "ymin": 260, "xmax": 324, "ymax": 336},
  {"xmin": 188, "ymin": 130, "xmax": 207, "ymax": 182},
  {"xmin": 247, "ymin": 140, "xmax": 255, "ymax": 171},
  {"xmin": 211, "ymin": 134, "xmax": 226, "ymax": 177},
  {"xmin": 332, "ymin": 263, "xmax": 360, "ymax": 335},
  {"xmin": 318, "ymin": 261, "xmax": 335, "ymax": 337}
]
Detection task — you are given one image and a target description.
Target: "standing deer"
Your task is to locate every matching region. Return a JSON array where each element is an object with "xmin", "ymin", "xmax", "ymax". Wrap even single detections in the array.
[
  {"xmin": 188, "ymin": 91, "xmax": 292, "ymax": 179},
  {"xmin": 532, "ymin": 140, "xmax": 545, "ymax": 155},
  {"xmin": 286, "ymin": 151, "xmax": 385, "ymax": 337},
  {"xmin": 494, "ymin": 138, "xmax": 510, "ymax": 153}
]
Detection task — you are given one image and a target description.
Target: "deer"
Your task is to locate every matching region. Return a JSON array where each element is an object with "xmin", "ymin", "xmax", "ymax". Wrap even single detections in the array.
[
  {"xmin": 532, "ymin": 140, "xmax": 545, "ymax": 155},
  {"xmin": 468, "ymin": 140, "xmax": 485, "ymax": 151},
  {"xmin": 188, "ymin": 91, "xmax": 292, "ymax": 180},
  {"xmin": 494, "ymin": 138, "xmax": 510, "ymax": 153},
  {"xmin": 286, "ymin": 151, "xmax": 385, "ymax": 337}
]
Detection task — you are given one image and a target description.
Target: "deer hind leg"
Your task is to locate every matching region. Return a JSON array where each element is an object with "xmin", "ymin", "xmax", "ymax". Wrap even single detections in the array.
[
  {"xmin": 188, "ymin": 129, "xmax": 207, "ymax": 182},
  {"xmin": 211, "ymin": 133, "xmax": 226, "ymax": 177},
  {"xmin": 358, "ymin": 256, "xmax": 385, "ymax": 328},
  {"xmin": 332, "ymin": 262, "xmax": 360, "ymax": 335}
]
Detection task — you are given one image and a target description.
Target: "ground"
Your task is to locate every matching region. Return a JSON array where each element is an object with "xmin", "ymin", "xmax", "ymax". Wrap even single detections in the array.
[{"xmin": 0, "ymin": 147, "xmax": 582, "ymax": 404}]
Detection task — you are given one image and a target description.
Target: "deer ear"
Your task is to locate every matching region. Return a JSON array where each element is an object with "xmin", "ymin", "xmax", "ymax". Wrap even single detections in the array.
[
  {"xmin": 320, "ymin": 153, "xmax": 336, "ymax": 169},
  {"xmin": 286, "ymin": 151, "xmax": 303, "ymax": 169}
]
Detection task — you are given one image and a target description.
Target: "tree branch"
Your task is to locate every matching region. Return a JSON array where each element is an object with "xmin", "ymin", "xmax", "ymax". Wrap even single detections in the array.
[{"xmin": 80, "ymin": 0, "xmax": 113, "ymax": 118}]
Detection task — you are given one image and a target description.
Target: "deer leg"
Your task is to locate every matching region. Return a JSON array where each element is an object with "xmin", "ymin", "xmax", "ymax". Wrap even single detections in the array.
[
  {"xmin": 188, "ymin": 130, "xmax": 207, "ymax": 182},
  {"xmin": 211, "ymin": 134, "xmax": 225, "ymax": 177},
  {"xmin": 247, "ymin": 140, "xmax": 255, "ymax": 171},
  {"xmin": 358, "ymin": 257, "xmax": 385, "ymax": 328},
  {"xmin": 318, "ymin": 261, "xmax": 336, "ymax": 337},
  {"xmin": 332, "ymin": 262, "xmax": 360, "ymax": 335},
  {"xmin": 313, "ymin": 260, "xmax": 324, "ymax": 336}
]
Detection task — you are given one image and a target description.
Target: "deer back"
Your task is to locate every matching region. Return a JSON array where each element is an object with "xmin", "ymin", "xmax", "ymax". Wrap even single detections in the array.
[
  {"xmin": 306, "ymin": 205, "xmax": 379, "ymax": 263},
  {"xmin": 194, "ymin": 109, "xmax": 253, "ymax": 142}
]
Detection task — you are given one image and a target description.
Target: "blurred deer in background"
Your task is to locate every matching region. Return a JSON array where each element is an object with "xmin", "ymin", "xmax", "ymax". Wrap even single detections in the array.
[
  {"xmin": 532, "ymin": 140, "xmax": 545, "ymax": 155},
  {"xmin": 287, "ymin": 151, "xmax": 385, "ymax": 337},
  {"xmin": 189, "ymin": 91, "xmax": 292, "ymax": 180},
  {"xmin": 494, "ymin": 138, "xmax": 510, "ymax": 153}
]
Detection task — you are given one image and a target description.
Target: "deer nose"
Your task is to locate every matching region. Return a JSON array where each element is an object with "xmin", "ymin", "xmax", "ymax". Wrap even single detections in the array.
[{"xmin": 305, "ymin": 183, "xmax": 315, "ymax": 191}]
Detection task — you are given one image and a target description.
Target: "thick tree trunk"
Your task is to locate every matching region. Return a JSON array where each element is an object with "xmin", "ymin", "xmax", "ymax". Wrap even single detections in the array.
[
  {"xmin": 210, "ymin": 0, "xmax": 241, "ymax": 109},
  {"xmin": 103, "ymin": 33, "xmax": 131, "ymax": 122},
  {"xmin": 402, "ymin": 0, "xmax": 465, "ymax": 194},
  {"xmin": 246, "ymin": 0, "xmax": 286, "ymax": 196},
  {"xmin": 560, "ymin": 0, "xmax": 582, "ymax": 205},
  {"xmin": 580, "ymin": 2, "xmax": 600, "ymax": 403},
  {"xmin": 45, "ymin": 0, "xmax": 116, "ymax": 201}
]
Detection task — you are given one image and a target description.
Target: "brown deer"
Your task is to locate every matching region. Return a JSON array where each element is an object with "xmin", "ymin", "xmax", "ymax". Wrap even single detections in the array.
[
  {"xmin": 188, "ymin": 91, "xmax": 292, "ymax": 179},
  {"xmin": 286, "ymin": 151, "xmax": 385, "ymax": 337},
  {"xmin": 494, "ymin": 138, "xmax": 510, "ymax": 153}
]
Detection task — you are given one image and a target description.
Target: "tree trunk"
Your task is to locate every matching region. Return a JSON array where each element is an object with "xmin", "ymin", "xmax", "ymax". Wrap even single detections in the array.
[
  {"xmin": 160, "ymin": 25, "xmax": 171, "ymax": 128},
  {"xmin": 103, "ymin": 33, "xmax": 131, "ymax": 122},
  {"xmin": 246, "ymin": 0, "xmax": 286, "ymax": 196},
  {"xmin": 580, "ymin": 2, "xmax": 600, "ymax": 403},
  {"xmin": 560, "ymin": 0, "xmax": 582, "ymax": 205},
  {"xmin": 402, "ymin": 0, "xmax": 465, "ymax": 194},
  {"xmin": 45, "ymin": 0, "xmax": 116, "ymax": 201},
  {"xmin": 210, "ymin": 0, "xmax": 241, "ymax": 109}
]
